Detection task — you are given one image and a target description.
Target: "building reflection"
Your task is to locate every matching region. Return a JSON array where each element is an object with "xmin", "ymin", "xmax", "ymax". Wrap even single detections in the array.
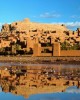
[{"xmin": 0, "ymin": 65, "xmax": 80, "ymax": 98}]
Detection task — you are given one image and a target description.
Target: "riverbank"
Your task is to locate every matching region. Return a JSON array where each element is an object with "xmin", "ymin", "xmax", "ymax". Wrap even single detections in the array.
[{"xmin": 0, "ymin": 56, "xmax": 80, "ymax": 64}]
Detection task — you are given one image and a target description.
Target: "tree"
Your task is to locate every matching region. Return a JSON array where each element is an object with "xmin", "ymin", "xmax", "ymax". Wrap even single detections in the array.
[
  {"xmin": 16, "ymin": 44, "xmax": 21, "ymax": 50},
  {"xmin": 61, "ymin": 41, "xmax": 67, "ymax": 50}
]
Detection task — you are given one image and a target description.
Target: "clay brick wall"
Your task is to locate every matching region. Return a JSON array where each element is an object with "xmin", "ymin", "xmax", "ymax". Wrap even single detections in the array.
[
  {"xmin": 41, "ymin": 47, "xmax": 52, "ymax": 51},
  {"xmin": 53, "ymin": 43, "xmax": 60, "ymax": 56},
  {"xmin": 33, "ymin": 43, "xmax": 80, "ymax": 57},
  {"xmin": 33, "ymin": 43, "xmax": 41, "ymax": 56},
  {"xmin": 40, "ymin": 53, "xmax": 52, "ymax": 56},
  {"xmin": 60, "ymin": 50, "xmax": 80, "ymax": 56}
]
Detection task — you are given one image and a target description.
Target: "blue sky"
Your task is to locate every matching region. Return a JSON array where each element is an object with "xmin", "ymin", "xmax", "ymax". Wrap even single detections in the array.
[{"xmin": 0, "ymin": 0, "xmax": 80, "ymax": 30}]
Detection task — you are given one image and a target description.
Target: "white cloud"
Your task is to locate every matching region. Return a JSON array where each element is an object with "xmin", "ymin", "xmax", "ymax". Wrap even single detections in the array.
[
  {"xmin": 34, "ymin": 12, "xmax": 61, "ymax": 18},
  {"xmin": 64, "ymin": 22, "xmax": 80, "ymax": 27},
  {"xmin": 71, "ymin": 15, "xmax": 80, "ymax": 19},
  {"xmin": 0, "ymin": 23, "xmax": 3, "ymax": 26},
  {"xmin": 52, "ymin": 21, "xmax": 80, "ymax": 28},
  {"xmin": 40, "ymin": 12, "xmax": 61, "ymax": 18}
]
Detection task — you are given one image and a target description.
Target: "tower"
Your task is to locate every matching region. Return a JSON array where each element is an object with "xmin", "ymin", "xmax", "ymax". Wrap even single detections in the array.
[
  {"xmin": 53, "ymin": 43, "xmax": 60, "ymax": 56},
  {"xmin": 33, "ymin": 43, "xmax": 41, "ymax": 56}
]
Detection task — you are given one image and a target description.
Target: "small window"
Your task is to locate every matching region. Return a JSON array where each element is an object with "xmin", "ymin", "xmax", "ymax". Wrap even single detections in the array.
[
  {"xmin": 15, "ymin": 23, "xmax": 17, "ymax": 25},
  {"xmin": 51, "ymin": 31, "xmax": 56, "ymax": 33},
  {"xmin": 32, "ymin": 30, "xmax": 37, "ymax": 32}
]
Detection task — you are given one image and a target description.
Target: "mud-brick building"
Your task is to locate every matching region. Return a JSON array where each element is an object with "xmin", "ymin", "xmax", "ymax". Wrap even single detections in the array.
[{"xmin": 0, "ymin": 18, "xmax": 80, "ymax": 56}]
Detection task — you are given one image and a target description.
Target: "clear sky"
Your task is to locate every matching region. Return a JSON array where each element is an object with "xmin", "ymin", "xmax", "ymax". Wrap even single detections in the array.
[{"xmin": 0, "ymin": 0, "xmax": 80, "ymax": 30}]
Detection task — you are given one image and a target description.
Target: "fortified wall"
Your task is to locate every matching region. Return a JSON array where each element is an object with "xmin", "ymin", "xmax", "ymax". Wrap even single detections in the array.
[{"xmin": 33, "ymin": 43, "xmax": 80, "ymax": 56}]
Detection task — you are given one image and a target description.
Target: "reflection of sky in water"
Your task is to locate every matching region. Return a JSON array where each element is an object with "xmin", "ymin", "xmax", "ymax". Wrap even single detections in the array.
[
  {"xmin": 66, "ymin": 86, "xmax": 80, "ymax": 93},
  {"xmin": 27, "ymin": 92, "xmax": 80, "ymax": 100},
  {"xmin": 0, "ymin": 86, "xmax": 80, "ymax": 100},
  {"xmin": 0, "ymin": 61, "xmax": 80, "ymax": 100},
  {"xmin": 0, "ymin": 92, "xmax": 26, "ymax": 100},
  {"xmin": 0, "ymin": 87, "xmax": 2, "ymax": 92},
  {"xmin": 0, "ymin": 62, "xmax": 80, "ymax": 67},
  {"xmin": 26, "ymin": 86, "xmax": 80, "ymax": 100}
]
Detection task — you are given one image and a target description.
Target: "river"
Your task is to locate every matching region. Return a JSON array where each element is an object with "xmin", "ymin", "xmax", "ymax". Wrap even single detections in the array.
[
  {"xmin": 0, "ymin": 63, "xmax": 80, "ymax": 100},
  {"xmin": 0, "ymin": 86, "xmax": 80, "ymax": 100}
]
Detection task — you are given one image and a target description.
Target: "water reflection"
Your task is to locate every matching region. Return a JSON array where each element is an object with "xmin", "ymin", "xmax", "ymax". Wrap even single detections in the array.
[
  {"xmin": 0, "ymin": 64, "xmax": 80, "ymax": 99},
  {"xmin": 27, "ymin": 86, "xmax": 80, "ymax": 100},
  {"xmin": 0, "ymin": 92, "xmax": 25, "ymax": 100},
  {"xmin": 0, "ymin": 62, "xmax": 80, "ymax": 67},
  {"xmin": 0, "ymin": 87, "xmax": 2, "ymax": 92},
  {"xmin": 0, "ymin": 86, "xmax": 80, "ymax": 100},
  {"xmin": 66, "ymin": 86, "xmax": 80, "ymax": 93}
]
